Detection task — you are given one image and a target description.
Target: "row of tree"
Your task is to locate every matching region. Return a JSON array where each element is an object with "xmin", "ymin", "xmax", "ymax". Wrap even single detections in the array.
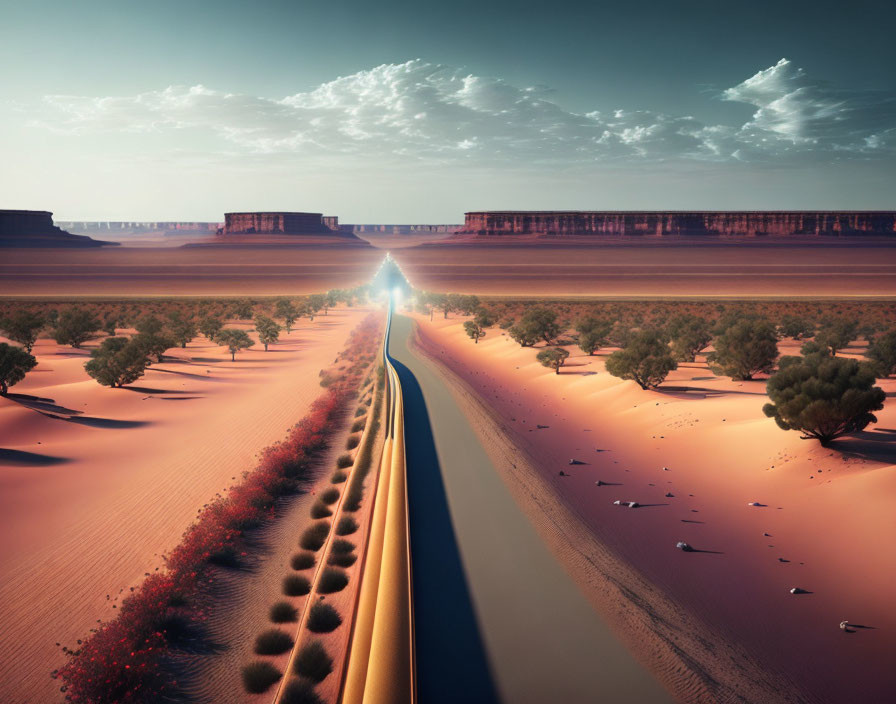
[
  {"xmin": 442, "ymin": 300, "xmax": 893, "ymax": 447},
  {"xmin": 0, "ymin": 289, "xmax": 370, "ymax": 393}
]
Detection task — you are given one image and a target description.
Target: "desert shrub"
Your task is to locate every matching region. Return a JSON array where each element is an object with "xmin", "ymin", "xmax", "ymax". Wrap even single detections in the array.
[
  {"xmin": 463, "ymin": 320, "xmax": 486, "ymax": 344},
  {"xmin": 282, "ymin": 679, "xmax": 323, "ymax": 704},
  {"xmin": 351, "ymin": 418, "xmax": 366, "ymax": 433},
  {"xmin": 331, "ymin": 470, "xmax": 348, "ymax": 484},
  {"xmin": 667, "ymin": 314, "xmax": 713, "ymax": 362},
  {"xmin": 816, "ymin": 317, "xmax": 858, "ymax": 355},
  {"xmin": 536, "ymin": 347, "xmax": 570, "ymax": 374},
  {"xmin": 0, "ymin": 343, "xmax": 37, "ymax": 396},
  {"xmin": 84, "ymin": 336, "xmax": 149, "ymax": 388},
  {"xmin": 778, "ymin": 314, "xmax": 815, "ymax": 340},
  {"xmin": 300, "ymin": 521, "xmax": 331, "ymax": 551},
  {"xmin": 291, "ymin": 552, "xmax": 316, "ymax": 570},
  {"xmin": 605, "ymin": 330, "xmax": 677, "ymax": 389},
  {"xmin": 294, "ymin": 640, "xmax": 333, "ymax": 683},
  {"xmin": 354, "ymin": 407, "xmax": 366, "ymax": 417},
  {"xmin": 242, "ymin": 661, "xmax": 282, "ymax": 694},
  {"xmin": 763, "ymin": 352, "xmax": 885, "ymax": 445},
  {"xmin": 330, "ymin": 538, "xmax": 355, "ymax": 554},
  {"xmin": 708, "ymin": 318, "xmax": 778, "ymax": 380},
  {"xmin": 335, "ymin": 516, "xmax": 358, "ymax": 535},
  {"xmin": 320, "ymin": 488, "xmax": 340, "ymax": 505},
  {"xmin": 269, "ymin": 601, "xmax": 299, "ymax": 623},
  {"xmin": 215, "ymin": 328, "xmax": 253, "ymax": 361},
  {"xmin": 866, "ymin": 329, "xmax": 896, "ymax": 376},
  {"xmin": 509, "ymin": 307, "xmax": 560, "ymax": 347},
  {"xmin": 254, "ymin": 628, "xmax": 294, "ymax": 655},
  {"xmin": 336, "ymin": 453, "xmax": 354, "ymax": 469},
  {"xmin": 283, "ymin": 574, "xmax": 311, "ymax": 597},
  {"xmin": 53, "ymin": 307, "xmax": 100, "ymax": 348},
  {"xmin": 346, "ymin": 434, "xmax": 361, "ymax": 450},
  {"xmin": 0, "ymin": 309, "xmax": 44, "ymax": 352},
  {"xmin": 328, "ymin": 552, "xmax": 357, "ymax": 568},
  {"xmin": 310, "ymin": 500, "xmax": 332, "ymax": 519},
  {"xmin": 317, "ymin": 567, "xmax": 349, "ymax": 593},
  {"xmin": 306, "ymin": 602, "xmax": 342, "ymax": 633}
]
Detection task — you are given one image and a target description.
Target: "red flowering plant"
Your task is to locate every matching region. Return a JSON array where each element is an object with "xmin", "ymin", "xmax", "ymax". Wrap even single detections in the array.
[{"xmin": 55, "ymin": 313, "xmax": 383, "ymax": 702}]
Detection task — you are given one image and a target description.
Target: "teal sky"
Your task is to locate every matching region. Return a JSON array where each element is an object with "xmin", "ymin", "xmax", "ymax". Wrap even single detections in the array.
[{"xmin": 1, "ymin": 0, "xmax": 894, "ymax": 221}]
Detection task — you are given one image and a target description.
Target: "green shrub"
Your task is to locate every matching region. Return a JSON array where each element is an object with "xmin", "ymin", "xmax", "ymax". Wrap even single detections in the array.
[
  {"xmin": 354, "ymin": 407, "xmax": 366, "ymax": 417},
  {"xmin": 330, "ymin": 539, "xmax": 355, "ymax": 554},
  {"xmin": 269, "ymin": 601, "xmax": 298, "ymax": 623},
  {"xmin": 336, "ymin": 453, "xmax": 353, "ymax": 469},
  {"xmin": 345, "ymin": 434, "xmax": 360, "ymax": 450},
  {"xmin": 328, "ymin": 552, "xmax": 357, "ymax": 568},
  {"xmin": 282, "ymin": 574, "xmax": 311, "ymax": 597},
  {"xmin": 254, "ymin": 628, "xmax": 294, "ymax": 655},
  {"xmin": 282, "ymin": 680, "xmax": 323, "ymax": 704},
  {"xmin": 331, "ymin": 470, "xmax": 348, "ymax": 484},
  {"xmin": 290, "ymin": 552, "xmax": 316, "ymax": 570},
  {"xmin": 310, "ymin": 500, "xmax": 332, "ymax": 519},
  {"xmin": 293, "ymin": 640, "xmax": 333, "ymax": 683},
  {"xmin": 351, "ymin": 418, "xmax": 366, "ymax": 433},
  {"xmin": 336, "ymin": 516, "xmax": 358, "ymax": 536},
  {"xmin": 306, "ymin": 602, "xmax": 342, "ymax": 632},
  {"xmin": 300, "ymin": 522, "xmax": 331, "ymax": 551},
  {"xmin": 317, "ymin": 568, "xmax": 348, "ymax": 593},
  {"xmin": 320, "ymin": 488, "xmax": 340, "ymax": 505},
  {"xmin": 242, "ymin": 661, "xmax": 282, "ymax": 694}
]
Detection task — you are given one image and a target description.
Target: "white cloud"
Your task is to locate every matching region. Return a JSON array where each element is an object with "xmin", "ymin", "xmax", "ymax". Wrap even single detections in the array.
[{"xmin": 34, "ymin": 58, "xmax": 896, "ymax": 165}]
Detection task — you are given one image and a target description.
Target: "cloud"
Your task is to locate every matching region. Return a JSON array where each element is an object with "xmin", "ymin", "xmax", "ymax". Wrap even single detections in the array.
[{"xmin": 35, "ymin": 58, "xmax": 896, "ymax": 165}]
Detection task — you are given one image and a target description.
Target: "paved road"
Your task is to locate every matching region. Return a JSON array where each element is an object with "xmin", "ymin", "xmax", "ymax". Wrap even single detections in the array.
[{"xmin": 388, "ymin": 314, "xmax": 671, "ymax": 704}]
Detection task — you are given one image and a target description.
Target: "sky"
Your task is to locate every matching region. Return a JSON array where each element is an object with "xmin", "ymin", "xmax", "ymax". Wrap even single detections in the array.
[{"xmin": 1, "ymin": 0, "xmax": 894, "ymax": 222}]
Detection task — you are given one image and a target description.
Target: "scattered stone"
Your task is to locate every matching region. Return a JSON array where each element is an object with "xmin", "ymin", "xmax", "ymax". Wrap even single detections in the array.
[
  {"xmin": 665, "ymin": 492, "xmax": 674, "ymax": 497},
  {"xmin": 595, "ymin": 480, "xmax": 605, "ymax": 486},
  {"xmin": 790, "ymin": 587, "xmax": 809, "ymax": 595},
  {"xmin": 568, "ymin": 458, "xmax": 585, "ymax": 465},
  {"xmin": 839, "ymin": 620, "xmax": 850, "ymax": 631},
  {"xmin": 676, "ymin": 541, "xmax": 694, "ymax": 552},
  {"xmin": 747, "ymin": 501, "xmax": 767, "ymax": 507},
  {"xmin": 662, "ymin": 466, "xmax": 670, "ymax": 471},
  {"xmin": 558, "ymin": 470, "xmax": 568, "ymax": 477},
  {"xmin": 613, "ymin": 500, "xmax": 640, "ymax": 508}
]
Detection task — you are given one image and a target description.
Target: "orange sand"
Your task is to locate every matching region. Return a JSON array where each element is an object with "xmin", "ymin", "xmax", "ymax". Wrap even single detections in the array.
[
  {"xmin": 411, "ymin": 313, "xmax": 896, "ymax": 703},
  {"xmin": 0, "ymin": 308, "xmax": 371, "ymax": 703}
]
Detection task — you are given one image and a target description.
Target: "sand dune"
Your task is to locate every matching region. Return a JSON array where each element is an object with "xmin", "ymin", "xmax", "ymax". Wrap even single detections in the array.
[
  {"xmin": 0, "ymin": 308, "xmax": 371, "ymax": 703},
  {"xmin": 411, "ymin": 314, "xmax": 896, "ymax": 703}
]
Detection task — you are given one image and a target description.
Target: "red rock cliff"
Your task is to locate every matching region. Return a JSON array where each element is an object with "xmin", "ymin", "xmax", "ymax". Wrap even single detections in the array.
[
  {"xmin": 460, "ymin": 211, "xmax": 896, "ymax": 237},
  {"xmin": 224, "ymin": 211, "xmax": 330, "ymax": 235},
  {"xmin": 0, "ymin": 210, "xmax": 117, "ymax": 247}
]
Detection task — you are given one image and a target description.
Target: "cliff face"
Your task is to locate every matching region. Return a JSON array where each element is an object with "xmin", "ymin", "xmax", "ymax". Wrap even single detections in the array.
[
  {"xmin": 0, "ymin": 210, "xmax": 117, "ymax": 247},
  {"xmin": 224, "ymin": 212, "xmax": 331, "ymax": 235},
  {"xmin": 461, "ymin": 211, "xmax": 896, "ymax": 237}
]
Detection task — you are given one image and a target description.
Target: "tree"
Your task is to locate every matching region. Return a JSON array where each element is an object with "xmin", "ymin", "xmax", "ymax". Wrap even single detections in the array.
[
  {"xmin": 605, "ymin": 329, "xmax": 677, "ymax": 389},
  {"xmin": 167, "ymin": 312, "xmax": 198, "ymax": 348},
  {"xmin": 431, "ymin": 293, "xmax": 451, "ymax": 319},
  {"xmin": 456, "ymin": 294, "xmax": 481, "ymax": 315},
  {"xmin": 275, "ymin": 299, "xmax": 299, "ymax": 333},
  {"xmin": 215, "ymin": 329, "xmax": 253, "ymax": 361},
  {"xmin": 254, "ymin": 314, "xmax": 281, "ymax": 351},
  {"xmin": 666, "ymin": 314, "xmax": 713, "ymax": 362},
  {"xmin": 307, "ymin": 294, "xmax": 326, "ymax": 320},
  {"xmin": 134, "ymin": 316, "xmax": 174, "ymax": 362},
  {"xmin": 0, "ymin": 343, "xmax": 37, "ymax": 395},
  {"xmin": 472, "ymin": 308, "xmax": 495, "ymax": 328},
  {"xmin": 707, "ymin": 318, "xmax": 778, "ymax": 380},
  {"xmin": 230, "ymin": 299, "xmax": 254, "ymax": 320},
  {"xmin": 575, "ymin": 315, "xmax": 612, "ymax": 356},
  {"xmin": 763, "ymin": 352, "xmax": 885, "ymax": 446},
  {"xmin": 508, "ymin": 307, "xmax": 560, "ymax": 347},
  {"xmin": 199, "ymin": 315, "xmax": 224, "ymax": 341},
  {"xmin": 0, "ymin": 309, "xmax": 45, "ymax": 352},
  {"xmin": 53, "ymin": 308, "xmax": 100, "ymax": 349},
  {"xmin": 537, "ymin": 347, "xmax": 570, "ymax": 374},
  {"xmin": 815, "ymin": 318, "xmax": 858, "ymax": 356},
  {"xmin": 778, "ymin": 315, "xmax": 815, "ymax": 340},
  {"xmin": 324, "ymin": 291, "xmax": 338, "ymax": 315},
  {"xmin": 463, "ymin": 320, "xmax": 486, "ymax": 344},
  {"xmin": 101, "ymin": 315, "xmax": 118, "ymax": 337},
  {"xmin": 866, "ymin": 329, "xmax": 896, "ymax": 377},
  {"xmin": 84, "ymin": 337, "xmax": 149, "ymax": 388}
]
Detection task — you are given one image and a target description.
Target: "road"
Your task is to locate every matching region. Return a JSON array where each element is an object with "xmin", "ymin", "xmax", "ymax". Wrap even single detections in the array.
[{"xmin": 388, "ymin": 314, "xmax": 671, "ymax": 704}]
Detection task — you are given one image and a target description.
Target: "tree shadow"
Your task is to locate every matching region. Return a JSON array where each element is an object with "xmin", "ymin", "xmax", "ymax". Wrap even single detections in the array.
[
  {"xmin": 829, "ymin": 430, "xmax": 896, "ymax": 464},
  {"xmin": 390, "ymin": 357, "xmax": 500, "ymax": 703},
  {"xmin": 5, "ymin": 392, "xmax": 83, "ymax": 415},
  {"xmin": 0, "ymin": 448, "xmax": 70, "ymax": 466},
  {"xmin": 656, "ymin": 385, "xmax": 765, "ymax": 399},
  {"xmin": 41, "ymin": 413, "xmax": 151, "ymax": 429},
  {"xmin": 121, "ymin": 387, "xmax": 196, "ymax": 395}
]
